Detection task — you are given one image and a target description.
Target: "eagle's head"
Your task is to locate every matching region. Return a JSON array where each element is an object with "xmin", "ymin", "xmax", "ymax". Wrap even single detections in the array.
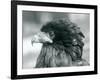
[
  {"xmin": 31, "ymin": 19, "xmax": 85, "ymax": 47},
  {"xmin": 31, "ymin": 19, "xmax": 88, "ymax": 66}
]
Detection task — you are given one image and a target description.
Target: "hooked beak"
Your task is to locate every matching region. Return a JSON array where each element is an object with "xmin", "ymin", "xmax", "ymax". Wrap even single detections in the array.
[{"xmin": 31, "ymin": 32, "xmax": 53, "ymax": 46}]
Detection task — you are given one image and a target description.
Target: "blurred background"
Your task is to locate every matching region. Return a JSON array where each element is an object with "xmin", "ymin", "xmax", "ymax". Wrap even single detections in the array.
[{"xmin": 22, "ymin": 11, "xmax": 90, "ymax": 68}]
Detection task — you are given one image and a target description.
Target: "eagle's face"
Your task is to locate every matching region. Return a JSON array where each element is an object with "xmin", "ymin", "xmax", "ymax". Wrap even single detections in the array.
[
  {"xmin": 31, "ymin": 31, "xmax": 55, "ymax": 45},
  {"xmin": 31, "ymin": 19, "xmax": 85, "ymax": 47}
]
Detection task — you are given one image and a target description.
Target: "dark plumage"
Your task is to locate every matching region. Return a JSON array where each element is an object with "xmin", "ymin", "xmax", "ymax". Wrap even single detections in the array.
[{"xmin": 31, "ymin": 19, "xmax": 89, "ymax": 68}]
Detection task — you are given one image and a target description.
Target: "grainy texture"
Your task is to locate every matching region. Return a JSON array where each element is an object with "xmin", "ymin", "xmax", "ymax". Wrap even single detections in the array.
[{"xmin": 22, "ymin": 11, "xmax": 90, "ymax": 68}]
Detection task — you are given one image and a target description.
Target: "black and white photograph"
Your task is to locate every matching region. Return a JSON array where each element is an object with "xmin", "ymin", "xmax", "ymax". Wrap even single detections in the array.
[
  {"xmin": 11, "ymin": 1, "xmax": 97, "ymax": 79},
  {"xmin": 22, "ymin": 11, "xmax": 89, "ymax": 68}
]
